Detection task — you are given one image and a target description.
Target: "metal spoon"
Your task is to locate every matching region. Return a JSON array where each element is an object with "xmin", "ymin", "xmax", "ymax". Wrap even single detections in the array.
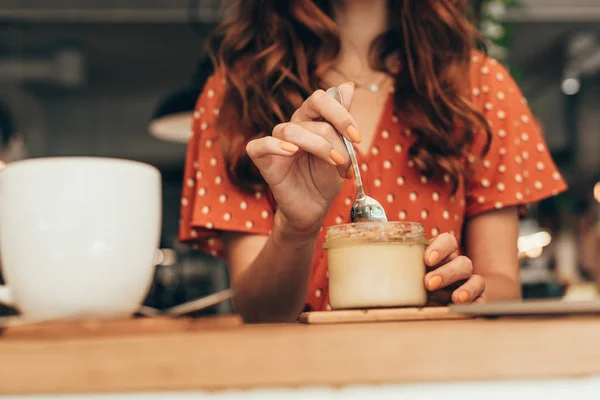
[
  {"xmin": 137, "ymin": 288, "xmax": 234, "ymax": 317},
  {"xmin": 326, "ymin": 87, "xmax": 388, "ymax": 223}
]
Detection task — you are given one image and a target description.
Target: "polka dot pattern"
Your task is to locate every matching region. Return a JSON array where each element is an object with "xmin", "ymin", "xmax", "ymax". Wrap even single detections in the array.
[
  {"xmin": 180, "ymin": 52, "xmax": 567, "ymax": 313},
  {"xmin": 179, "ymin": 74, "xmax": 274, "ymax": 259},
  {"xmin": 465, "ymin": 55, "xmax": 567, "ymax": 218}
]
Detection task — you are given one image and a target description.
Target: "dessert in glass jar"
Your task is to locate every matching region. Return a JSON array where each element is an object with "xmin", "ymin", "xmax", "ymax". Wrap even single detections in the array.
[{"xmin": 323, "ymin": 221, "xmax": 428, "ymax": 309}]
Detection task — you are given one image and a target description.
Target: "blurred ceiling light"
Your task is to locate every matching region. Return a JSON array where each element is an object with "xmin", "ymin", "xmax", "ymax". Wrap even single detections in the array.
[
  {"xmin": 148, "ymin": 87, "xmax": 200, "ymax": 144},
  {"xmin": 594, "ymin": 182, "xmax": 600, "ymax": 203},
  {"xmin": 149, "ymin": 57, "xmax": 213, "ymax": 144},
  {"xmin": 561, "ymin": 78, "xmax": 581, "ymax": 95}
]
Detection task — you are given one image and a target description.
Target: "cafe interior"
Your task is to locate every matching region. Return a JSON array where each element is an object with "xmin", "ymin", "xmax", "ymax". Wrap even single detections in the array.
[{"xmin": 0, "ymin": 0, "xmax": 600, "ymax": 398}]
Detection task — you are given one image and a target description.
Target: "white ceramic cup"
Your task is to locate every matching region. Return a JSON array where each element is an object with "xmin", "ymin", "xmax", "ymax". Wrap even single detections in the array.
[{"xmin": 0, "ymin": 157, "xmax": 162, "ymax": 320}]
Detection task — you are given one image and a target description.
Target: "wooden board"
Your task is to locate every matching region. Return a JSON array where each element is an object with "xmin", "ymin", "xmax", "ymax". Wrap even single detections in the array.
[
  {"xmin": 450, "ymin": 299, "xmax": 600, "ymax": 317},
  {"xmin": 0, "ymin": 314, "xmax": 243, "ymax": 340},
  {"xmin": 298, "ymin": 306, "xmax": 472, "ymax": 324}
]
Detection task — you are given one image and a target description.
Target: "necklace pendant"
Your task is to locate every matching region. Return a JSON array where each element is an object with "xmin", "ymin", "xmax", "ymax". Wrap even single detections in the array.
[{"xmin": 369, "ymin": 84, "xmax": 379, "ymax": 93}]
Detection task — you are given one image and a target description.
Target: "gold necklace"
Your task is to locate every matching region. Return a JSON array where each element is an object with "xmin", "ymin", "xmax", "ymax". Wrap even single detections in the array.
[{"xmin": 331, "ymin": 67, "xmax": 389, "ymax": 93}]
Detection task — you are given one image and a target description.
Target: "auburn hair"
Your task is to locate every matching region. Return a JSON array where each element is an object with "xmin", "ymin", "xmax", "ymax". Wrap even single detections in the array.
[{"xmin": 207, "ymin": 0, "xmax": 492, "ymax": 194}]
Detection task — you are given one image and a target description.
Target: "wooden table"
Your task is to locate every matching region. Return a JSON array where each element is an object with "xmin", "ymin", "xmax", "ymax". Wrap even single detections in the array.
[{"xmin": 0, "ymin": 315, "xmax": 600, "ymax": 396}]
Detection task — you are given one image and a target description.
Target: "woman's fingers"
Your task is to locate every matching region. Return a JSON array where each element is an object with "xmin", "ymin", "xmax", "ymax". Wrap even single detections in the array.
[
  {"xmin": 338, "ymin": 83, "xmax": 355, "ymax": 112},
  {"xmin": 293, "ymin": 121, "xmax": 352, "ymax": 176},
  {"xmin": 295, "ymin": 121, "xmax": 342, "ymax": 142},
  {"xmin": 452, "ymin": 274, "xmax": 486, "ymax": 304},
  {"xmin": 272, "ymin": 123, "xmax": 347, "ymax": 166},
  {"xmin": 424, "ymin": 233, "xmax": 458, "ymax": 267},
  {"xmin": 424, "ymin": 255, "xmax": 473, "ymax": 291},
  {"xmin": 291, "ymin": 83, "xmax": 361, "ymax": 144},
  {"xmin": 426, "ymin": 251, "xmax": 458, "ymax": 270},
  {"xmin": 246, "ymin": 136, "xmax": 299, "ymax": 169}
]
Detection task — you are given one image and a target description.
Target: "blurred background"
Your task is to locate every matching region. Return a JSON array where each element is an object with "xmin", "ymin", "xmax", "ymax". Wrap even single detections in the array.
[{"xmin": 0, "ymin": 0, "xmax": 598, "ymax": 315}]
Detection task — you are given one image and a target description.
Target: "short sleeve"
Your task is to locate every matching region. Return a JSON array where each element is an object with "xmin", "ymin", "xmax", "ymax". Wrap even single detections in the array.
[
  {"xmin": 179, "ymin": 74, "xmax": 275, "ymax": 258},
  {"xmin": 465, "ymin": 54, "xmax": 567, "ymax": 217}
]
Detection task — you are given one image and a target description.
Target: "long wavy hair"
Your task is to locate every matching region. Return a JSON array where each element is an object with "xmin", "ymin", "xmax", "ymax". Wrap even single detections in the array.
[{"xmin": 207, "ymin": 0, "xmax": 492, "ymax": 193}]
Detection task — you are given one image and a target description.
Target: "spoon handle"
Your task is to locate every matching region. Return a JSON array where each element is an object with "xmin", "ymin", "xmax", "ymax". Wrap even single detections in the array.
[
  {"xmin": 137, "ymin": 289, "xmax": 234, "ymax": 317},
  {"xmin": 325, "ymin": 88, "xmax": 366, "ymax": 199},
  {"xmin": 341, "ymin": 137, "xmax": 365, "ymax": 200}
]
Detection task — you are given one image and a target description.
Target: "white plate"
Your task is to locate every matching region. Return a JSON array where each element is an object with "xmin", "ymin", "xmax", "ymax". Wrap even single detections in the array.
[{"xmin": 450, "ymin": 299, "xmax": 600, "ymax": 317}]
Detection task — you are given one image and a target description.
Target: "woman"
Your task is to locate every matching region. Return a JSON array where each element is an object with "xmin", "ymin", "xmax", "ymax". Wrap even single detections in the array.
[{"xmin": 180, "ymin": 0, "xmax": 567, "ymax": 322}]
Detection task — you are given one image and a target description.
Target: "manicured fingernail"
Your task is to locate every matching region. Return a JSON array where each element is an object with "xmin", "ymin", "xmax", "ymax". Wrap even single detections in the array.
[
  {"xmin": 346, "ymin": 125, "xmax": 362, "ymax": 143},
  {"xmin": 330, "ymin": 149, "xmax": 345, "ymax": 165},
  {"xmin": 458, "ymin": 291, "xmax": 470, "ymax": 303},
  {"xmin": 428, "ymin": 250, "xmax": 439, "ymax": 266},
  {"xmin": 346, "ymin": 81, "xmax": 355, "ymax": 88},
  {"xmin": 428, "ymin": 275, "xmax": 443, "ymax": 291},
  {"xmin": 279, "ymin": 142, "xmax": 299, "ymax": 153},
  {"xmin": 345, "ymin": 165, "xmax": 354, "ymax": 180}
]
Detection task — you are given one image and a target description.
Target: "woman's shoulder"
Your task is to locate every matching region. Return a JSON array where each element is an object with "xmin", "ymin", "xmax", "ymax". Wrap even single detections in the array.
[
  {"xmin": 467, "ymin": 50, "xmax": 527, "ymax": 118},
  {"xmin": 197, "ymin": 70, "xmax": 227, "ymax": 105},
  {"xmin": 192, "ymin": 70, "xmax": 229, "ymax": 133},
  {"xmin": 468, "ymin": 50, "xmax": 514, "ymax": 91}
]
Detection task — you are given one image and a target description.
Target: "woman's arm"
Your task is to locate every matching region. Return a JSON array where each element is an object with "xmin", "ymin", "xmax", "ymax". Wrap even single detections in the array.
[
  {"xmin": 464, "ymin": 206, "xmax": 522, "ymax": 302},
  {"xmin": 224, "ymin": 212, "xmax": 318, "ymax": 323},
  {"xmin": 219, "ymin": 84, "xmax": 357, "ymax": 323}
]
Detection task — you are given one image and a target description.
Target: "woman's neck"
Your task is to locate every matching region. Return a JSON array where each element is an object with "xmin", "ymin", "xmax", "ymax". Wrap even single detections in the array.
[{"xmin": 333, "ymin": 0, "xmax": 389, "ymax": 75}]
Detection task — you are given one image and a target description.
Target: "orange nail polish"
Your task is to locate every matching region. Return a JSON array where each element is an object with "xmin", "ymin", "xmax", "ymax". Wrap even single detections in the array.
[
  {"xmin": 345, "ymin": 165, "xmax": 354, "ymax": 180},
  {"xmin": 279, "ymin": 142, "xmax": 299, "ymax": 153},
  {"xmin": 428, "ymin": 250, "xmax": 439, "ymax": 266},
  {"xmin": 428, "ymin": 275, "xmax": 443, "ymax": 291},
  {"xmin": 346, "ymin": 125, "xmax": 362, "ymax": 143},
  {"xmin": 458, "ymin": 291, "xmax": 470, "ymax": 303},
  {"xmin": 330, "ymin": 149, "xmax": 345, "ymax": 165}
]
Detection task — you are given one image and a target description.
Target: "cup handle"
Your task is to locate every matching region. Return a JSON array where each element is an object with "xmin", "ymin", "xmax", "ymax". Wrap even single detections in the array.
[
  {"xmin": 0, "ymin": 173, "xmax": 10, "ymax": 307},
  {"xmin": 0, "ymin": 285, "xmax": 13, "ymax": 306}
]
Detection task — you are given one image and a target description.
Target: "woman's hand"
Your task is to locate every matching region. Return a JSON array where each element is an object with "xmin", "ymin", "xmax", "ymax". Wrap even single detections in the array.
[
  {"xmin": 423, "ymin": 233, "xmax": 486, "ymax": 306},
  {"xmin": 246, "ymin": 82, "xmax": 359, "ymax": 236}
]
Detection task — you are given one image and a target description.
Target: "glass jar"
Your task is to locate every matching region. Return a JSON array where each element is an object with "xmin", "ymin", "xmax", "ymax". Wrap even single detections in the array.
[{"xmin": 323, "ymin": 221, "xmax": 428, "ymax": 309}]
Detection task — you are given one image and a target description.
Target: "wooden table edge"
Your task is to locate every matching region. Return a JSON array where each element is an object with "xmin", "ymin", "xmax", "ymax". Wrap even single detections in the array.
[{"xmin": 0, "ymin": 317, "xmax": 599, "ymax": 395}]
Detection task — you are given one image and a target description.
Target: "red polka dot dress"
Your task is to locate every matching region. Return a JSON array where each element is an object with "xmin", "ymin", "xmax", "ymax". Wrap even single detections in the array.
[{"xmin": 179, "ymin": 53, "xmax": 567, "ymax": 312}]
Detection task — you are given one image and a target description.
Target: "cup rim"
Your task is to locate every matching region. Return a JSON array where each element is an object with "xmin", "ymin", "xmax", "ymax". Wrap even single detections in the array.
[{"xmin": 1, "ymin": 156, "xmax": 160, "ymax": 176}]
